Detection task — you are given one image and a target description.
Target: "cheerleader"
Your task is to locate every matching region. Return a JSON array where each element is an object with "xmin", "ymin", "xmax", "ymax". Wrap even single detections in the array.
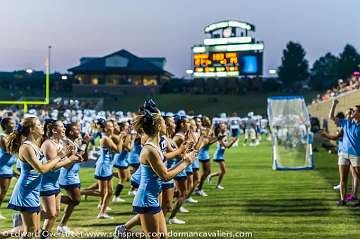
[
  {"xmin": 40, "ymin": 119, "xmax": 80, "ymax": 236},
  {"xmin": 168, "ymin": 115, "xmax": 191, "ymax": 225},
  {"xmin": 195, "ymin": 116, "xmax": 217, "ymax": 196},
  {"xmin": 57, "ymin": 121, "xmax": 89, "ymax": 234},
  {"xmin": 94, "ymin": 119, "xmax": 122, "ymax": 219},
  {"xmin": 113, "ymin": 121, "xmax": 132, "ymax": 203},
  {"xmin": 0, "ymin": 117, "xmax": 16, "ymax": 220},
  {"xmin": 208, "ymin": 123, "xmax": 238, "ymax": 189},
  {"xmin": 115, "ymin": 101, "xmax": 196, "ymax": 238},
  {"xmin": 1, "ymin": 117, "xmax": 79, "ymax": 239}
]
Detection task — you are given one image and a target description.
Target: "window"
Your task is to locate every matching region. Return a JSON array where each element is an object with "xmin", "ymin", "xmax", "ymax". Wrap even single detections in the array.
[{"xmin": 143, "ymin": 75, "xmax": 158, "ymax": 86}]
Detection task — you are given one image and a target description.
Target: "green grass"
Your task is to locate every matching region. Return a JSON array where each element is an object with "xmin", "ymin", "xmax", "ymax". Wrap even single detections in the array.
[{"xmin": 1, "ymin": 139, "xmax": 359, "ymax": 238}]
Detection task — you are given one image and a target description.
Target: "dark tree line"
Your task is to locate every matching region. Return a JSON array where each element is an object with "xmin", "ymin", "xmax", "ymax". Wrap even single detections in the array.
[{"xmin": 278, "ymin": 42, "xmax": 360, "ymax": 90}]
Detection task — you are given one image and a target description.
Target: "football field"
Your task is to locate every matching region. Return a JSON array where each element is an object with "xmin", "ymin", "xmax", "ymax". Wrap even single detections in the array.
[{"xmin": 0, "ymin": 140, "xmax": 359, "ymax": 238}]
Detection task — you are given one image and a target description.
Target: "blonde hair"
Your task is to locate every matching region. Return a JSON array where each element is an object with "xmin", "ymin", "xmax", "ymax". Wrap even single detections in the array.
[
  {"xmin": 133, "ymin": 113, "xmax": 162, "ymax": 137},
  {"xmin": 7, "ymin": 117, "xmax": 38, "ymax": 154}
]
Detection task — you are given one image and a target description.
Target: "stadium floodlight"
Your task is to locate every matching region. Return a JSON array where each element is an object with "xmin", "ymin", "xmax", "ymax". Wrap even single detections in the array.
[
  {"xmin": 0, "ymin": 46, "xmax": 51, "ymax": 112},
  {"xmin": 267, "ymin": 96, "xmax": 314, "ymax": 170},
  {"xmin": 61, "ymin": 75, "xmax": 68, "ymax": 80},
  {"xmin": 269, "ymin": 69, "xmax": 277, "ymax": 75},
  {"xmin": 26, "ymin": 68, "xmax": 33, "ymax": 74}
]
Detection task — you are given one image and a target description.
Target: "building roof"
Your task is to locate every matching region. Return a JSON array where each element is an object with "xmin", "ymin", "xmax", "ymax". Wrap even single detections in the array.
[{"xmin": 68, "ymin": 49, "xmax": 172, "ymax": 77}]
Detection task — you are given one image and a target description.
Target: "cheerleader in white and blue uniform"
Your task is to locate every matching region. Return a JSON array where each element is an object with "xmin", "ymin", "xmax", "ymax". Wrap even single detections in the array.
[
  {"xmin": 94, "ymin": 119, "xmax": 122, "ymax": 219},
  {"xmin": 160, "ymin": 116, "xmax": 187, "ymax": 220},
  {"xmin": 40, "ymin": 119, "xmax": 80, "ymax": 235},
  {"xmin": 115, "ymin": 101, "xmax": 194, "ymax": 237},
  {"xmin": 128, "ymin": 133, "xmax": 142, "ymax": 170},
  {"xmin": 196, "ymin": 116, "xmax": 216, "ymax": 197},
  {"xmin": 57, "ymin": 121, "xmax": 89, "ymax": 234},
  {"xmin": 5, "ymin": 117, "xmax": 78, "ymax": 237},
  {"xmin": 0, "ymin": 117, "xmax": 16, "ymax": 220},
  {"xmin": 208, "ymin": 122, "xmax": 237, "ymax": 190},
  {"xmin": 113, "ymin": 121, "xmax": 132, "ymax": 203},
  {"xmin": 168, "ymin": 114, "xmax": 191, "ymax": 224}
]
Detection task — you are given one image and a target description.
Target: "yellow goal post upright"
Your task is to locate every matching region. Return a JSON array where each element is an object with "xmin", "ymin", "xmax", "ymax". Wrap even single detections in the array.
[{"xmin": 0, "ymin": 46, "xmax": 51, "ymax": 112}]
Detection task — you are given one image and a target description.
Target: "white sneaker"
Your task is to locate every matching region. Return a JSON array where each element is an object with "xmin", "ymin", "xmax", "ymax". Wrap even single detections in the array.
[
  {"xmin": 216, "ymin": 185, "xmax": 224, "ymax": 190},
  {"xmin": 0, "ymin": 214, "xmax": 6, "ymax": 220},
  {"xmin": 207, "ymin": 175, "xmax": 212, "ymax": 184},
  {"xmin": 333, "ymin": 184, "xmax": 341, "ymax": 191},
  {"xmin": 114, "ymin": 224, "xmax": 127, "ymax": 238},
  {"xmin": 112, "ymin": 196, "xmax": 126, "ymax": 203},
  {"xmin": 179, "ymin": 206, "xmax": 189, "ymax": 213},
  {"xmin": 168, "ymin": 217, "xmax": 186, "ymax": 224},
  {"xmin": 97, "ymin": 213, "xmax": 113, "ymax": 219},
  {"xmin": 185, "ymin": 197, "xmax": 198, "ymax": 204},
  {"xmin": 57, "ymin": 226, "xmax": 74, "ymax": 234},
  {"xmin": 12, "ymin": 213, "xmax": 22, "ymax": 227},
  {"xmin": 128, "ymin": 190, "xmax": 137, "ymax": 196},
  {"xmin": 195, "ymin": 190, "xmax": 208, "ymax": 197}
]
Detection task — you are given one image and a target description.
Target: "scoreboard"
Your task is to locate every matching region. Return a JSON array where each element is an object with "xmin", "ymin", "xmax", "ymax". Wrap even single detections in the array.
[{"xmin": 193, "ymin": 51, "xmax": 263, "ymax": 78}]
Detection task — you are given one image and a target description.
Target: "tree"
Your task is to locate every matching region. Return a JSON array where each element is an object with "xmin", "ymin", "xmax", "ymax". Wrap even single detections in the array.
[
  {"xmin": 310, "ymin": 52, "xmax": 339, "ymax": 90},
  {"xmin": 337, "ymin": 44, "xmax": 360, "ymax": 79},
  {"xmin": 278, "ymin": 41, "xmax": 309, "ymax": 88}
]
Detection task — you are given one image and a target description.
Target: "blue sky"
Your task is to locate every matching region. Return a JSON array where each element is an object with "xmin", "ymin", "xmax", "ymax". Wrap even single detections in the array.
[{"xmin": 0, "ymin": 0, "xmax": 359, "ymax": 77}]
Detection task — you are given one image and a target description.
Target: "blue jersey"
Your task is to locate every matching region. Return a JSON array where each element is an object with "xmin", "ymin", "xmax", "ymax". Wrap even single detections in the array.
[
  {"xmin": 133, "ymin": 142, "xmax": 163, "ymax": 214},
  {"xmin": 128, "ymin": 138, "xmax": 142, "ymax": 166},
  {"xmin": 198, "ymin": 144, "xmax": 210, "ymax": 161},
  {"xmin": 0, "ymin": 147, "xmax": 17, "ymax": 177},
  {"xmin": 59, "ymin": 162, "xmax": 81, "ymax": 187},
  {"xmin": 213, "ymin": 141, "xmax": 226, "ymax": 161},
  {"xmin": 339, "ymin": 119, "xmax": 360, "ymax": 156},
  {"xmin": 130, "ymin": 167, "xmax": 141, "ymax": 188},
  {"xmin": 114, "ymin": 151, "xmax": 129, "ymax": 169},
  {"xmin": 95, "ymin": 147, "xmax": 113, "ymax": 180},
  {"xmin": 173, "ymin": 133, "xmax": 187, "ymax": 179},
  {"xmin": 41, "ymin": 168, "xmax": 61, "ymax": 196},
  {"xmin": 8, "ymin": 141, "xmax": 45, "ymax": 213},
  {"xmin": 40, "ymin": 140, "xmax": 62, "ymax": 196},
  {"xmin": 159, "ymin": 136, "xmax": 175, "ymax": 188}
]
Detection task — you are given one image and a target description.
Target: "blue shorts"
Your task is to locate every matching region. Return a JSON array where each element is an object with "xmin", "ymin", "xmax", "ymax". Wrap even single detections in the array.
[
  {"xmin": 129, "ymin": 163, "xmax": 140, "ymax": 168},
  {"xmin": 8, "ymin": 204, "xmax": 40, "ymax": 213},
  {"xmin": 214, "ymin": 158, "xmax": 225, "ymax": 162},
  {"xmin": 133, "ymin": 206, "xmax": 161, "ymax": 214},
  {"xmin": 0, "ymin": 174, "xmax": 13, "ymax": 179},
  {"xmin": 162, "ymin": 182, "xmax": 175, "ymax": 190},
  {"xmin": 40, "ymin": 189, "xmax": 60, "ymax": 197},
  {"xmin": 175, "ymin": 176, "xmax": 187, "ymax": 182},
  {"xmin": 95, "ymin": 175, "xmax": 113, "ymax": 181},
  {"xmin": 60, "ymin": 183, "xmax": 81, "ymax": 190},
  {"xmin": 199, "ymin": 158, "xmax": 210, "ymax": 163}
]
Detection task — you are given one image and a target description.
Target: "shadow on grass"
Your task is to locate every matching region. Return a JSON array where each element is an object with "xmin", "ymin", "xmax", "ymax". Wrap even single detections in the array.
[{"xmin": 244, "ymin": 198, "xmax": 331, "ymax": 216}]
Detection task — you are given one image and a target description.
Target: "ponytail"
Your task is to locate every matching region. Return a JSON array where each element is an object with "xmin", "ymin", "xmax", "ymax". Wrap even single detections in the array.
[{"xmin": 6, "ymin": 117, "xmax": 37, "ymax": 154}]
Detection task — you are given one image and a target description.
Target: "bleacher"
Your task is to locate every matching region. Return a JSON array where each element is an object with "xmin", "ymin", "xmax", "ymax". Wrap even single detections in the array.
[{"xmin": 308, "ymin": 89, "xmax": 360, "ymax": 133}]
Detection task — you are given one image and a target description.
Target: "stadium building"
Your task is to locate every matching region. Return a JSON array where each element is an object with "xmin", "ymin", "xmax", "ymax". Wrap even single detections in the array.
[{"xmin": 68, "ymin": 49, "xmax": 173, "ymax": 95}]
